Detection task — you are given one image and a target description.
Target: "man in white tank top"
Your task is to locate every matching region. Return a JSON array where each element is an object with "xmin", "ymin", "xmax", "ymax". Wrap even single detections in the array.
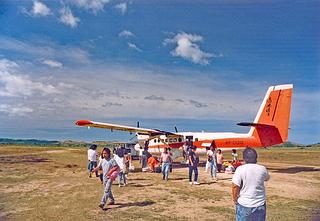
[{"xmin": 232, "ymin": 148, "xmax": 270, "ymax": 221}]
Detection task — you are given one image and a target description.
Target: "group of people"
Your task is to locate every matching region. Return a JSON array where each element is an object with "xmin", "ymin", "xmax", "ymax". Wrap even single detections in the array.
[
  {"xmin": 140, "ymin": 147, "xmax": 173, "ymax": 181},
  {"xmin": 205, "ymin": 148, "xmax": 239, "ymax": 174},
  {"xmin": 188, "ymin": 141, "xmax": 220, "ymax": 185},
  {"xmin": 87, "ymin": 144, "xmax": 270, "ymax": 221}
]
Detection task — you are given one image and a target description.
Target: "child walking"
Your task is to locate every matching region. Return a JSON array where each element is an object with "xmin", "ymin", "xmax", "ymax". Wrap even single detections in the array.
[{"xmin": 92, "ymin": 148, "xmax": 119, "ymax": 209}]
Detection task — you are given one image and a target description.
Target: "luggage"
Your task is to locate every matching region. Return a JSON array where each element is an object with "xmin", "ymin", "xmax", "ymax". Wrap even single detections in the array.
[{"xmin": 154, "ymin": 167, "xmax": 162, "ymax": 173}]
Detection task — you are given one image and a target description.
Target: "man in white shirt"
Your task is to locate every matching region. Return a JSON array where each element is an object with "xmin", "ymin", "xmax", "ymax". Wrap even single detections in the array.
[
  {"xmin": 87, "ymin": 144, "xmax": 98, "ymax": 178},
  {"xmin": 114, "ymin": 147, "xmax": 126, "ymax": 187},
  {"xmin": 232, "ymin": 148, "xmax": 270, "ymax": 221}
]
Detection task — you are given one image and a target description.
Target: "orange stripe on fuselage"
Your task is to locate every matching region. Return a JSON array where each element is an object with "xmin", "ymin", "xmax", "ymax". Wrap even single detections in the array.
[{"xmin": 147, "ymin": 136, "xmax": 262, "ymax": 151}]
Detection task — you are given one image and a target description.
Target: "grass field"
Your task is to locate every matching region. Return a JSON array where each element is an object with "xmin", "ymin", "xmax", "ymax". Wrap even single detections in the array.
[{"xmin": 0, "ymin": 146, "xmax": 319, "ymax": 221}]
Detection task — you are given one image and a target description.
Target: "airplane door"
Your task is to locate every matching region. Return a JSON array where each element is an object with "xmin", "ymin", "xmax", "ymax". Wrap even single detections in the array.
[{"xmin": 185, "ymin": 135, "xmax": 193, "ymax": 147}]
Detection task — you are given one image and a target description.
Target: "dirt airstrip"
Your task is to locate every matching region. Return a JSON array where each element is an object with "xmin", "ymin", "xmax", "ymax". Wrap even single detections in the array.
[{"xmin": 0, "ymin": 146, "xmax": 319, "ymax": 221}]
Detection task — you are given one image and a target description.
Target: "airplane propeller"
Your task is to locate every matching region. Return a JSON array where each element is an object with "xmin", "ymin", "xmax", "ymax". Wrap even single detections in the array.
[
  {"xmin": 129, "ymin": 121, "xmax": 140, "ymax": 141},
  {"xmin": 129, "ymin": 134, "xmax": 137, "ymax": 141}
]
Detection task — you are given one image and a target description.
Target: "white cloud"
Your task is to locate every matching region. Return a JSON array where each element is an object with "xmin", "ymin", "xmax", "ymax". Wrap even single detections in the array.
[
  {"xmin": 128, "ymin": 42, "xmax": 142, "ymax": 52},
  {"xmin": 43, "ymin": 63, "xmax": 262, "ymax": 121},
  {"xmin": 0, "ymin": 59, "xmax": 299, "ymax": 131},
  {"xmin": 119, "ymin": 30, "xmax": 134, "ymax": 38},
  {"xmin": 0, "ymin": 58, "xmax": 18, "ymax": 70},
  {"xmin": 59, "ymin": 7, "xmax": 80, "ymax": 28},
  {"xmin": 0, "ymin": 104, "xmax": 33, "ymax": 117},
  {"xmin": 0, "ymin": 59, "xmax": 59, "ymax": 97},
  {"xmin": 115, "ymin": 3, "xmax": 127, "ymax": 15},
  {"xmin": 31, "ymin": 0, "xmax": 52, "ymax": 16},
  {"xmin": 42, "ymin": 59, "xmax": 63, "ymax": 68},
  {"xmin": 164, "ymin": 32, "xmax": 214, "ymax": 65},
  {"xmin": 0, "ymin": 36, "xmax": 90, "ymax": 64},
  {"xmin": 72, "ymin": 0, "xmax": 111, "ymax": 14}
]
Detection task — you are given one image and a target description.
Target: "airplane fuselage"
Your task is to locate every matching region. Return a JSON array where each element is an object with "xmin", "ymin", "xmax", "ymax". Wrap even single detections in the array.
[{"xmin": 135, "ymin": 131, "xmax": 261, "ymax": 154}]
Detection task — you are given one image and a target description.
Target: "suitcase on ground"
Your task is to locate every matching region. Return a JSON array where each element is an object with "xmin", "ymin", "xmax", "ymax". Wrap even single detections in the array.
[{"xmin": 154, "ymin": 167, "xmax": 162, "ymax": 173}]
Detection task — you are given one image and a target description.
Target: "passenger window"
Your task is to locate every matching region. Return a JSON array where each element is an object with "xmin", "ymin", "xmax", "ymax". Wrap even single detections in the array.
[
  {"xmin": 195, "ymin": 138, "xmax": 198, "ymax": 142},
  {"xmin": 178, "ymin": 138, "xmax": 182, "ymax": 142}
]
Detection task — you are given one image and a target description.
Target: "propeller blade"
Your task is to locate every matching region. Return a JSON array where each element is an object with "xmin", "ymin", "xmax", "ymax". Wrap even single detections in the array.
[{"xmin": 129, "ymin": 134, "xmax": 137, "ymax": 141}]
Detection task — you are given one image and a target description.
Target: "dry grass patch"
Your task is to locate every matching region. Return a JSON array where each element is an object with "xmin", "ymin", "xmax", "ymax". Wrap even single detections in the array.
[{"xmin": 0, "ymin": 146, "xmax": 319, "ymax": 221}]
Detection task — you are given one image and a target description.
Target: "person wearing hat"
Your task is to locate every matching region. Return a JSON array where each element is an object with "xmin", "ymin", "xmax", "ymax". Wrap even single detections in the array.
[
  {"xmin": 188, "ymin": 146, "xmax": 200, "ymax": 185},
  {"xmin": 232, "ymin": 147, "xmax": 270, "ymax": 221},
  {"xmin": 87, "ymin": 144, "xmax": 98, "ymax": 178}
]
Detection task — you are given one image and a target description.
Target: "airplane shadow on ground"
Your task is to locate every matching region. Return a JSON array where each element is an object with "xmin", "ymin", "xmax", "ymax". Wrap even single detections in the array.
[
  {"xmin": 171, "ymin": 161, "xmax": 207, "ymax": 169},
  {"xmin": 103, "ymin": 200, "xmax": 155, "ymax": 210},
  {"xmin": 268, "ymin": 166, "xmax": 320, "ymax": 174},
  {"xmin": 171, "ymin": 162, "xmax": 188, "ymax": 169}
]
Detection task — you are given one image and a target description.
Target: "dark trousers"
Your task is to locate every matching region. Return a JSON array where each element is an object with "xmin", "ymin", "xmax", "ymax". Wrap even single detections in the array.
[
  {"xmin": 188, "ymin": 164, "xmax": 198, "ymax": 182},
  {"xmin": 217, "ymin": 163, "xmax": 222, "ymax": 172}
]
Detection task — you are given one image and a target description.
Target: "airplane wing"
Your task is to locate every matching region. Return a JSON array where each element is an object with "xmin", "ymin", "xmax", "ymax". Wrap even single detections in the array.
[{"xmin": 75, "ymin": 120, "xmax": 181, "ymax": 137}]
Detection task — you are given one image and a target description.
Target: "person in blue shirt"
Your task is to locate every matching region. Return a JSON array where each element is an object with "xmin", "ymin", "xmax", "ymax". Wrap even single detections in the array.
[{"xmin": 188, "ymin": 146, "xmax": 200, "ymax": 185}]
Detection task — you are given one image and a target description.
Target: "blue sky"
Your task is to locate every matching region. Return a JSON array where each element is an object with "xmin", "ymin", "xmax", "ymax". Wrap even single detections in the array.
[{"xmin": 0, "ymin": 0, "xmax": 319, "ymax": 144}]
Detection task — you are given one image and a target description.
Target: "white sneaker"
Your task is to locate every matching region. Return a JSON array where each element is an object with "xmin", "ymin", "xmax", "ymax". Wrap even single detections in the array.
[
  {"xmin": 193, "ymin": 181, "xmax": 200, "ymax": 185},
  {"xmin": 189, "ymin": 182, "xmax": 193, "ymax": 185}
]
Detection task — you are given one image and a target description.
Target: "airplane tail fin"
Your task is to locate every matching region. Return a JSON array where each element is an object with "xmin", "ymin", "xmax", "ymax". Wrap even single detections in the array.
[{"xmin": 248, "ymin": 84, "xmax": 293, "ymax": 146}]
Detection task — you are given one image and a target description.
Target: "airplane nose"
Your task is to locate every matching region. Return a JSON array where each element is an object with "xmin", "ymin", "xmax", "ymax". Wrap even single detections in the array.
[{"xmin": 75, "ymin": 120, "xmax": 92, "ymax": 126}]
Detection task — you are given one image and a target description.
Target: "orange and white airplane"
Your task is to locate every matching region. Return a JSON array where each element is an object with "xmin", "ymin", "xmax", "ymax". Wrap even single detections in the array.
[{"xmin": 76, "ymin": 84, "xmax": 293, "ymax": 155}]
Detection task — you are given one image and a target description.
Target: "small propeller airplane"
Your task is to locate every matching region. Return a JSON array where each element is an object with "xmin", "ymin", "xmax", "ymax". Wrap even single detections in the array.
[{"xmin": 76, "ymin": 84, "xmax": 293, "ymax": 156}]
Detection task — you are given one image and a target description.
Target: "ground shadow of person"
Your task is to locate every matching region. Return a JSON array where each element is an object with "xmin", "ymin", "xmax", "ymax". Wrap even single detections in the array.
[
  {"xmin": 102, "ymin": 200, "xmax": 155, "ymax": 210},
  {"xmin": 168, "ymin": 177, "xmax": 188, "ymax": 181},
  {"xmin": 126, "ymin": 183, "xmax": 154, "ymax": 187}
]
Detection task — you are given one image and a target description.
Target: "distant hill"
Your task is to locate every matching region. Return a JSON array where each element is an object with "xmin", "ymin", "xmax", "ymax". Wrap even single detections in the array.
[
  {"xmin": 273, "ymin": 141, "xmax": 320, "ymax": 148},
  {"xmin": 306, "ymin": 142, "xmax": 320, "ymax": 147},
  {"xmin": 272, "ymin": 141, "xmax": 304, "ymax": 148},
  {"xmin": 0, "ymin": 138, "xmax": 60, "ymax": 146},
  {"xmin": 0, "ymin": 138, "xmax": 319, "ymax": 148},
  {"xmin": 0, "ymin": 138, "xmax": 131, "ymax": 148}
]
